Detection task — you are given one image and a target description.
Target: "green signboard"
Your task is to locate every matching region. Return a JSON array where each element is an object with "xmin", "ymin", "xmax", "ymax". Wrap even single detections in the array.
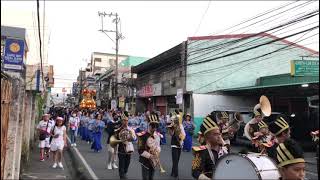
[{"xmin": 291, "ymin": 60, "xmax": 319, "ymax": 76}]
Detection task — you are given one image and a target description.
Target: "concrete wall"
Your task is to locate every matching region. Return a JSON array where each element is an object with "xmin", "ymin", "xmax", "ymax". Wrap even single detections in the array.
[
  {"xmin": 186, "ymin": 36, "xmax": 319, "ymax": 94},
  {"xmin": 3, "ymin": 75, "xmax": 24, "ymax": 179}
]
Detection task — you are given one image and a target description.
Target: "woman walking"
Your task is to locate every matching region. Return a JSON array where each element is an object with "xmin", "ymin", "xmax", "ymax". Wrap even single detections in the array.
[
  {"xmin": 81, "ymin": 112, "xmax": 90, "ymax": 141},
  {"xmin": 87, "ymin": 113, "xmax": 95, "ymax": 144},
  {"xmin": 182, "ymin": 113, "xmax": 195, "ymax": 152},
  {"xmin": 91, "ymin": 114, "xmax": 106, "ymax": 152},
  {"xmin": 68, "ymin": 111, "xmax": 79, "ymax": 146},
  {"xmin": 50, "ymin": 117, "xmax": 67, "ymax": 169}
]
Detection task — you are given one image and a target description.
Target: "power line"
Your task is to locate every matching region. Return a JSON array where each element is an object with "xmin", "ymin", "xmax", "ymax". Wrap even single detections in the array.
[
  {"xmin": 188, "ymin": 11, "xmax": 319, "ymax": 64},
  {"xmin": 193, "ymin": 0, "xmax": 211, "ymax": 36},
  {"xmin": 187, "ymin": 24, "xmax": 319, "ymax": 66},
  {"xmin": 188, "ymin": 8, "xmax": 318, "ymax": 60},
  {"xmin": 188, "ymin": 31, "xmax": 318, "ymax": 77},
  {"xmin": 136, "ymin": 24, "xmax": 318, "ymax": 83},
  {"xmin": 187, "ymin": 0, "xmax": 316, "ymax": 53},
  {"xmin": 187, "ymin": 0, "xmax": 304, "ymax": 50},
  {"xmin": 190, "ymin": 32, "xmax": 319, "ymax": 92}
]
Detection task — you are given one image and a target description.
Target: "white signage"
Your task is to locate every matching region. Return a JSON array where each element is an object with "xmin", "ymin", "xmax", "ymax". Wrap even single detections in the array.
[
  {"xmin": 152, "ymin": 83, "xmax": 162, "ymax": 96},
  {"xmin": 176, "ymin": 88, "xmax": 183, "ymax": 104},
  {"xmin": 111, "ymin": 99, "xmax": 117, "ymax": 110}
]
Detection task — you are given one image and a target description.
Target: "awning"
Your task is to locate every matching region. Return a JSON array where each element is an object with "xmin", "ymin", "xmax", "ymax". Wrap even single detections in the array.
[{"xmin": 223, "ymin": 73, "xmax": 319, "ymax": 92}]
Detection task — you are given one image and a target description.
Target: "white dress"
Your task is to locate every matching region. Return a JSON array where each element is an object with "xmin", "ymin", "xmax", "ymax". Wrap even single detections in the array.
[{"xmin": 50, "ymin": 125, "xmax": 66, "ymax": 151}]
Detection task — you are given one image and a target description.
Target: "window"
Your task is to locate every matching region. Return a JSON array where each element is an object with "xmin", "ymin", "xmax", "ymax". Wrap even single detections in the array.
[{"xmin": 95, "ymin": 58, "xmax": 102, "ymax": 62}]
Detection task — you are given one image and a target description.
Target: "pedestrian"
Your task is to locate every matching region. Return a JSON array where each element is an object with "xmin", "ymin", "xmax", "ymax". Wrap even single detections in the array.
[
  {"xmin": 276, "ymin": 139, "xmax": 306, "ymax": 180},
  {"xmin": 182, "ymin": 113, "xmax": 195, "ymax": 152},
  {"xmin": 82, "ymin": 112, "xmax": 90, "ymax": 142},
  {"xmin": 159, "ymin": 115, "xmax": 167, "ymax": 145},
  {"xmin": 87, "ymin": 113, "xmax": 95, "ymax": 144},
  {"xmin": 116, "ymin": 111, "xmax": 136, "ymax": 179},
  {"xmin": 78, "ymin": 111, "xmax": 84, "ymax": 138},
  {"xmin": 191, "ymin": 113, "xmax": 228, "ymax": 179},
  {"xmin": 91, "ymin": 114, "xmax": 106, "ymax": 152},
  {"xmin": 50, "ymin": 117, "xmax": 67, "ymax": 169},
  {"xmin": 37, "ymin": 114, "xmax": 54, "ymax": 161},
  {"xmin": 68, "ymin": 111, "xmax": 79, "ymax": 146},
  {"xmin": 137, "ymin": 112, "xmax": 161, "ymax": 180}
]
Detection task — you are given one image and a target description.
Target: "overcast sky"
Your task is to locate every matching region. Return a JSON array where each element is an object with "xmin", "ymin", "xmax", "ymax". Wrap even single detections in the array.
[{"xmin": 1, "ymin": 1, "xmax": 319, "ymax": 93}]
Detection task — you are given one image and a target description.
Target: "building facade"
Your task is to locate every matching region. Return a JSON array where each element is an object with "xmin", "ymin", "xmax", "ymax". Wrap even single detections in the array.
[{"xmin": 133, "ymin": 33, "xmax": 319, "ymax": 140}]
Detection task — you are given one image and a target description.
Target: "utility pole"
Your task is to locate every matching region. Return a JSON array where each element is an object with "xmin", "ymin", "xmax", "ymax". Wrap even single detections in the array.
[{"xmin": 98, "ymin": 11, "xmax": 123, "ymax": 100}]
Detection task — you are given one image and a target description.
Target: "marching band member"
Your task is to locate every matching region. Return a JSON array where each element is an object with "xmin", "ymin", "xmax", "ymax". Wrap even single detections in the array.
[
  {"xmin": 137, "ymin": 112, "xmax": 162, "ymax": 180},
  {"xmin": 191, "ymin": 114, "xmax": 228, "ymax": 180},
  {"xmin": 116, "ymin": 111, "xmax": 136, "ymax": 179},
  {"xmin": 244, "ymin": 105, "xmax": 264, "ymax": 141},
  {"xmin": 168, "ymin": 110, "xmax": 186, "ymax": 179},
  {"xmin": 216, "ymin": 111, "xmax": 231, "ymax": 152},
  {"xmin": 251, "ymin": 120, "xmax": 273, "ymax": 154},
  {"xmin": 276, "ymin": 139, "xmax": 306, "ymax": 180},
  {"xmin": 106, "ymin": 112, "xmax": 121, "ymax": 170},
  {"xmin": 267, "ymin": 115, "xmax": 291, "ymax": 161}
]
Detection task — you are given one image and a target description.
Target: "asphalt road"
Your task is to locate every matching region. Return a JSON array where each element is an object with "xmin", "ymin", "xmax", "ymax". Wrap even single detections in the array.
[{"xmin": 70, "ymin": 131, "xmax": 319, "ymax": 180}]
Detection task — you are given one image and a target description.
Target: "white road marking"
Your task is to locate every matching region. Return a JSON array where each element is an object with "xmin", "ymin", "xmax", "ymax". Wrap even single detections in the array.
[{"xmin": 67, "ymin": 137, "xmax": 99, "ymax": 180}]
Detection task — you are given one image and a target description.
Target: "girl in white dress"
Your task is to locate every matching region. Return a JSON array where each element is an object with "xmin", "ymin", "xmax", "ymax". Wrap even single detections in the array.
[{"xmin": 50, "ymin": 117, "xmax": 67, "ymax": 169}]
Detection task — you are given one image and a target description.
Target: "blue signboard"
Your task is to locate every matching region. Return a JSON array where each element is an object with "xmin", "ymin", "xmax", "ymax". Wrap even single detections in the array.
[{"xmin": 3, "ymin": 38, "xmax": 25, "ymax": 71}]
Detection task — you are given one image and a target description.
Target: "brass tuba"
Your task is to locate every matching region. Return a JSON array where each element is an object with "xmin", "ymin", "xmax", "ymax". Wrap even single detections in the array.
[
  {"xmin": 110, "ymin": 128, "xmax": 132, "ymax": 148},
  {"xmin": 167, "ymin": 113, "xmax": 185, "ymax": 145},
  {"xmin": 228, "ymin": 112, "xmax": 244, "ymax": 133},
  {"xmin": 255, "ymin": 95, "xmax": 272, "ymax": 117}
]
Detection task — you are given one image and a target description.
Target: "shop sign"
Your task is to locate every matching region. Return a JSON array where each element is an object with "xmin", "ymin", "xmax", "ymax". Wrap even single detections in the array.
[
  {"xmin": 119, "ymin": 96, "xmax": 125, "ymax": 108},
  {"xmin": 291, "ymin": 60, "xmax": 319, "ymax": 76},
  {"xmin": 152, "ymin": 83, "xmax": 162, "ymax": 96},
  {"xmin": 3, "ymin": 38, "xmax": 25, "ymax": 71},
  {"xmin": 138, "ymin": 83, "xmax": 162, "ymax": 97},
  {"xmin": 176, "ymin": 88, "xmax": 183, "ymax": 104},
  {"xmin": 111, "ymin": 99, "xmax": 117, "ymax": 110}
]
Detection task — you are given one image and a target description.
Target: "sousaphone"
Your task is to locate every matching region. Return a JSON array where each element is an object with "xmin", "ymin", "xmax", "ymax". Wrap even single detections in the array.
[{"xmin": 258, "ymin": 95, "xmax": 272, "ymax": 117}]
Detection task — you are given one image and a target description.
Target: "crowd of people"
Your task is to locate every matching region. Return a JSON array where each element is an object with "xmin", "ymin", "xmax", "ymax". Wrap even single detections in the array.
[{"xmin": 35, "ymin": 103, "xmax": 318, "ymax": 180}]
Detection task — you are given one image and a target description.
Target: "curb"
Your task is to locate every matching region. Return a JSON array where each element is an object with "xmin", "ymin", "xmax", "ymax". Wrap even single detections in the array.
[{"xmin": 65, "ymin": 139, "xmax": 93, "ymax": 180}]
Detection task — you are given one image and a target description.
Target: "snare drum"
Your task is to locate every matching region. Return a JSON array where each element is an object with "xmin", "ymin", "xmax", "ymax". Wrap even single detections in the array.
[{"xmin": 213, "ymin": 153, "xmax": 280, "ymax": 180}]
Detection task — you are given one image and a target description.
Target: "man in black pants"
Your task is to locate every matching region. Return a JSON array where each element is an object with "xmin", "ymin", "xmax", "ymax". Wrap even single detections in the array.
[
  {"xmin": 168, "ymin": 111, "xmax": 185, "ymax": 179},
  {"xmin": 137, "ymin": 112, "xmax": 161, "ymax": 180},
  {"xmin": 116, "ymin": 112, "xmax": 136, "ymax": 179}
]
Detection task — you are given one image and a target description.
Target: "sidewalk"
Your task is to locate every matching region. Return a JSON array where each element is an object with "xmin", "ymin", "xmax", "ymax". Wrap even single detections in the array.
[{"xmin": 20, "ymin": 141, "xmax": 72, "ymax": 179}]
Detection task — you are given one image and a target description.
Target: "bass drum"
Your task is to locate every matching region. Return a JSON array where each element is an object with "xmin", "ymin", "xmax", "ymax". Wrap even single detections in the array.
[{"xmin": 213, "ymin": 153, "xmax": 280, "ymax": 180}]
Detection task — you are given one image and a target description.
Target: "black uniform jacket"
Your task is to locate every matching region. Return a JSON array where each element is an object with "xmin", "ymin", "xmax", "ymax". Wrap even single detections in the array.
[
  {"xmin": 191, "ymin": 146, "xmax": 218, "ymax": 179},
  {"xmin": 137, "ymin": 131, "xmax": 153, "ymax": 169}
]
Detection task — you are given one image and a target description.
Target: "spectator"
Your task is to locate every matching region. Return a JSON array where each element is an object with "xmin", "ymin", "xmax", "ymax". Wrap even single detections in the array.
[
  {"xmin": 183, "ymin": 113, "xmax": 195, "ymax": 152},
  {"xmin": 50, "ymin": 117, "xmax": 67, "ymax": 169},
  {"xmin": 68, "ymin": 111, "xmax": 79, "ymax": 146},
  {"xmin": 159, "ymin": 114, "xmax": 167, "ymax": 145},
  {"xmin": 37, "ymin": 114, "xmax": 54, "ymax": 161}
]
